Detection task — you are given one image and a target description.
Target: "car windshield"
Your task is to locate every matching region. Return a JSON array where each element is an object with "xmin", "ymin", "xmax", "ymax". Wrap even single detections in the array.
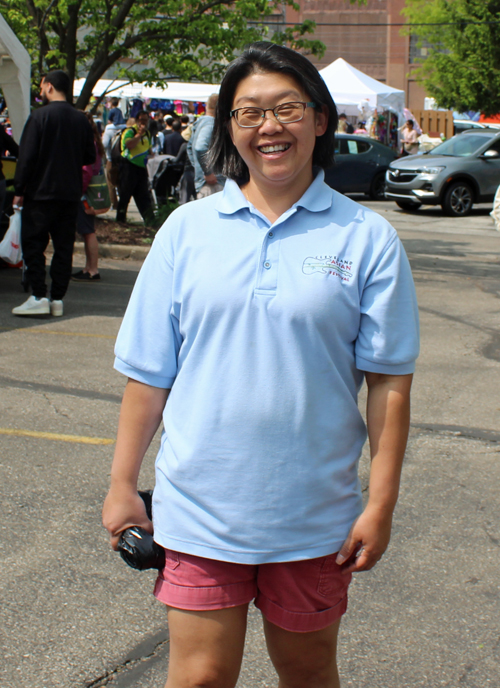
[{"xmin": 428, "ymin": 135, "xmax": 489, "ymax": 157}]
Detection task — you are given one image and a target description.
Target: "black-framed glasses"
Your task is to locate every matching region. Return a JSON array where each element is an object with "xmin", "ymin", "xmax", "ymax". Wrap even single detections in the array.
[{"xmin": 229, "ymin": 101, "xmax": 316, "ymax": 128}]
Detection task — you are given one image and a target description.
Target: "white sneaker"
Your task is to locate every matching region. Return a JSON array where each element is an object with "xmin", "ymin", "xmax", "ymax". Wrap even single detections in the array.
[
  {"xmin": 12, "ymin": 295, "xmax": 50, "ymax": 316},
  {"xmin": 50, "ymin": 299, "xmax": 64, "ymax": 317}
]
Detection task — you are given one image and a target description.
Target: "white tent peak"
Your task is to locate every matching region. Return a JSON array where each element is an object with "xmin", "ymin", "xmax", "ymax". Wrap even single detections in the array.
[
  {"xmin": 320, "ymin": 58, "xmax": 403, "ymax": 97},
  {"xmin": 0, "ymin": 12, "xmax": 30, "ymax": 141},
  {"xmin": 319, "ymin": 58, "xmax": 404, "ymax": 118}
]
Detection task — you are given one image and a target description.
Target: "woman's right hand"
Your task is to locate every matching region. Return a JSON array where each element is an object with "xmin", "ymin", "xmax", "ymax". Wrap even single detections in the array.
[{"xmin": 102, "ymin": 485, "xmax": 153, "ymax": 550}]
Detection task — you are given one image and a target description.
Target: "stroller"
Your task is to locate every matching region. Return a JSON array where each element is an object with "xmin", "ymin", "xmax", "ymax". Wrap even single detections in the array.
[{"xmin": 152, "ymin": 154, "xmax": 185, "ymax": 206}]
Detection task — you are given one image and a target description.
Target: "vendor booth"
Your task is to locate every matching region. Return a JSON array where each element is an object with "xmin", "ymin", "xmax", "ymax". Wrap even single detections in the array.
[
  {"xmin": 73, "ymin": 78, "xmax": 221, "ymax": 120},
  {"xmin": 319, "ymin": 58, "xmax": 405, "ymax": 149},
  {"xmin": 0, "ymin": 12, "xmax": 30, "ymax": 142}
]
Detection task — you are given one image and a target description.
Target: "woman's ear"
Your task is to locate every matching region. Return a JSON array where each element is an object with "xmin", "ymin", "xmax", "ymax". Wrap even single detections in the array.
[{"xmin": 315, "ymin": 105, "xmax": 329, "ymax": 137}]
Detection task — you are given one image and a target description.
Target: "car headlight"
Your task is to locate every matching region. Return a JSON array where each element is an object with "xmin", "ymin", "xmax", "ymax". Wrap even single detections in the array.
[{"xmin": 416, "ymin": 166, "xmax": 446, "ymax": 175}]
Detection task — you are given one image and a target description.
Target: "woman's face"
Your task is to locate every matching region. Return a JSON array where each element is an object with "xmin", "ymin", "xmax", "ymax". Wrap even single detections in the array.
[{"xmin": 229, "ymin": 71, "xmax": 327, "ymax": 193}]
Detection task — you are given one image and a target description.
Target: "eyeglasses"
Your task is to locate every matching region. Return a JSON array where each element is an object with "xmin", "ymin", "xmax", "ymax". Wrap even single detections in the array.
[{"xmin": 230, "ymin": 101, "xmax": 316, "ymax": 128}]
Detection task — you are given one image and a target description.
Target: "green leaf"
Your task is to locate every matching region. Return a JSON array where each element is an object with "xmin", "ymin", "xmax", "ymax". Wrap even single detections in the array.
[{"xmin": 403, "ymin": 0, "xmax": 500, "ymax": 115}]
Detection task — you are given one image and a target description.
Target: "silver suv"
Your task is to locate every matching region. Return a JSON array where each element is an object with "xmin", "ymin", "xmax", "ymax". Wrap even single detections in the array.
[{"xmin": 385, "ymin": 130, "xmax": 500, "ymax": 216}]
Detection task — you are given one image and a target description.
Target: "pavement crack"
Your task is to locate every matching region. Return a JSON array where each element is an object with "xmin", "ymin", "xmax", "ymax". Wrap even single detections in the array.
[
  {"xmin": 411, "ymin": 422, "xmax": 500, "ymax": 444},
  {"xmin": 43, "ymin": 392, "xmax": 72, "ymax": 420},
  {"xmin": 85, "ymin": 630, "xmax": 169, "ymax": 687},
  {"xmin": 418, "ymin": 306, "xmax": 500, "ymax": 362},
  {"xmin": 483, "ymin": 526, "xmax": 500, "ymax": 547},
  {"xmin": 0, "ymin": 374, "xmax": 122, "ymax": 404},
  {"xmin": 458, "ymin": 663, "xmax": 474, "ymax": 683}
]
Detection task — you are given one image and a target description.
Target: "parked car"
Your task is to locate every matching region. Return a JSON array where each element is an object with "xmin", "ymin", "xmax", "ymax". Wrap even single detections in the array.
[
  {"xmin": 385, "ymin": 129, "xmax": 500, "ymax": 217},
  {"xmin": 453, "ymin": 120, "xmax": 486, "ymax": 135},
  {"xmin": 324, "ymin": 134, "xmax": 397, "ymax": 200}
]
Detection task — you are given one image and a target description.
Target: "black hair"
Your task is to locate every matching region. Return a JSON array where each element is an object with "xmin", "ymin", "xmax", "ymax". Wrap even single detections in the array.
[
  {"xmin": 172, "ymin": 119, "xmax": 182, "ymax": 132},
  {"xmin": 180, "ymin": 115, "xmax": 190, "ymax": 124},
  {"xmin": 42, "ymin": 70, "xmax": 71, "ymax": 97},
  {"xmin": 165, "ymin": 116, "xmax": 174, "ymax": 126},
  {"xmin": 207, "ymin": 42, "xmax": 338, "ymax": 182},
  {"xmin": 136, "ymin": 110, "xmax": 149, "ymax": 120}
]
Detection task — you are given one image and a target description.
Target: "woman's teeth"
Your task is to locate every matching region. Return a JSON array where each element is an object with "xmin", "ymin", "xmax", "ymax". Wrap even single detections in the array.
[{"xmin": 259, "ymin": 144, "xmax": 291, "ymax": 153}]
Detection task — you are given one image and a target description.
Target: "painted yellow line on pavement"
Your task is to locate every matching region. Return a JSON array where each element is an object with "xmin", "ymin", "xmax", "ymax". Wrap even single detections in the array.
[
  {"xmin": 0, "ymin": 428, "xmax": 115, "ymax": 445},
  {"xmin": 0, "ymin": 327, "xmax": 116, "ymax": 339}
]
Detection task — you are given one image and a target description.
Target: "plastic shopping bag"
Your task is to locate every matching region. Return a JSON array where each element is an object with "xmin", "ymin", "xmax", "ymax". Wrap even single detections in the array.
[{"xmin": 0, "ymin": 211, "xmax": 22, "ymax": 264}]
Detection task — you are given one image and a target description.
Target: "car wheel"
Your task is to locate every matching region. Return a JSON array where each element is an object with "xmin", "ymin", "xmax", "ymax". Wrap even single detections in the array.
[
  {"xmin": 442, "ymin": 181, "xmax": 473, "ymax": 216},
  {"xmin": 369, "ymin": 171, "xmax": 387, "ymax": 201},
  {"xmin": 395, "ymin": 200, "xmax": 421, "ymax": 212}
]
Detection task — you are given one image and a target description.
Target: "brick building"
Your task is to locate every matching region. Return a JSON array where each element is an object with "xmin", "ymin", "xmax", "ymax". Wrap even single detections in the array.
[{"xmin": 283, "ymin": 0, "xmax": 427, "ymax": 111}]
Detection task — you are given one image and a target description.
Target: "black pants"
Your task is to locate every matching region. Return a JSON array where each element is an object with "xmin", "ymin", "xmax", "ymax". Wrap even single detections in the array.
[
  {"xmin": 21, "ymin": 199, "xmax": 79, "ymax": 300},
  {"xmin": 116, "ymin": 160, "xmax": 153, "ymax": 223}
]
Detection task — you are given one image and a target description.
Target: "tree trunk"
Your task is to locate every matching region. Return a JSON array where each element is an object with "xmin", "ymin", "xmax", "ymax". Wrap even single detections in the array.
[{"xmin": 65, "ymin": 2, "xmax": 83, "ymax": 103}]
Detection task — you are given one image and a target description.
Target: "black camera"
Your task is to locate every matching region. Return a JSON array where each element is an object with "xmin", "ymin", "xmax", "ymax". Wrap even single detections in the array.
[{"xmin": 117, "ymin": 490, "xmax": 165, "ymax": 571}]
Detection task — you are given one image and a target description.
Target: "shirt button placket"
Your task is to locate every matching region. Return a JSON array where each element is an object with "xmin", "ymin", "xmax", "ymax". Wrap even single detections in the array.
[{"xmin": 255, "ymin": 227, "xmax": 279, "ymax": 294}]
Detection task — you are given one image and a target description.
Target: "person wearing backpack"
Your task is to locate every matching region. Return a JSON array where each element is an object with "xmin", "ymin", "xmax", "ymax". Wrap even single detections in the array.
[
  {"xmin": 72, "ymin": 112, "xmax": 106, "ymax": 282},
  {"xmin": 116, "ymin": 111, "xmax": 153, "ymax": 224},
  {"xmin": 102, "ymin": 118, "xmax": 127, "ymax": 210}
]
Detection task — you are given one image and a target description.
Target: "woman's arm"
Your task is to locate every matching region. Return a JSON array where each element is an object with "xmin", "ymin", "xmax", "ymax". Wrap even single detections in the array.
[
  {"xmin": 102, "ymin": 378, "xmax": 169, "ymax": 549},
  {"xmin": 336, "ymin": 372, "xmax": 413, "ymax": 573}
]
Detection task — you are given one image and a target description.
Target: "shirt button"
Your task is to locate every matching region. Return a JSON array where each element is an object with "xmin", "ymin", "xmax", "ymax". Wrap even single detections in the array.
[
  {"xmin": 264, "ymin": 261, "xmax": 271, "ymax": 269},
  {"xmin": 268, "ymin": 231, "xmax": 274, "ymax": 238}
]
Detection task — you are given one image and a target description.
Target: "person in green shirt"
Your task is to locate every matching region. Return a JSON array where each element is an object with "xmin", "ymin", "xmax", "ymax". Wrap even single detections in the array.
[{"xmin": 116, "ymin": 111, "xmax": 153, "ymax": 223}]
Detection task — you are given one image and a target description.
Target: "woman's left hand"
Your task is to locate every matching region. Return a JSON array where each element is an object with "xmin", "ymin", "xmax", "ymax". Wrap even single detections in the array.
[{"xmin": 335, "ymin": 504, "xmax": 393, "ymax": 574}]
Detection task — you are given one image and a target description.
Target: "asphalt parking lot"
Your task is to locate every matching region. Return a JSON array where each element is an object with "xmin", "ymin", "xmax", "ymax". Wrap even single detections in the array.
[{"xmin": 1, "ymin": 198, "xmax": 499, "ymax": 688}]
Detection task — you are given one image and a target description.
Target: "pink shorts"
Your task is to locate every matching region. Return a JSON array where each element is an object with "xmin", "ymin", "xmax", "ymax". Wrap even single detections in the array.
[{"xmin": 154, "ymin": 549, "xmax": 351, "ymax": 633}]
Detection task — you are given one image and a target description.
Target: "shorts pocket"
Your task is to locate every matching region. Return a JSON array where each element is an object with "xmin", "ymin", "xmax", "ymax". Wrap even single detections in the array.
[
  {"xmin": 163, "ymin": 549, "xmax": 180, "ymax": 570},
  {"xmin": 317, "ymin": 553, "xmax": 342, "ymax": 597}
]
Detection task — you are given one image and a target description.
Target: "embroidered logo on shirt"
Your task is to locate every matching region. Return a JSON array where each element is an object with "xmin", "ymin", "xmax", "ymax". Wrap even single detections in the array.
[{"xmin": 302, "ymin": 256, "xmax": 354, "ymax": 282}]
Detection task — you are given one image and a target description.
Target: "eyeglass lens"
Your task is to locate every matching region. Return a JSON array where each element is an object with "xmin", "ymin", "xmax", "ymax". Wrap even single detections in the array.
[{"xmin": 236, "ymin": 102, "xmax": 306, "ymax": 127}]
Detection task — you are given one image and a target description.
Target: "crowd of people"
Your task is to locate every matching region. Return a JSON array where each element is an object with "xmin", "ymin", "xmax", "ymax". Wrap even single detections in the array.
[{"xmin": 1, "ymin": 72, "xmax": 223, "ymax": 316}]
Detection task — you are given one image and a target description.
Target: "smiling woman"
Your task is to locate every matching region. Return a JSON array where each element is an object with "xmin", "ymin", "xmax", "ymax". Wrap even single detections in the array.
[{"xmin": 103, "ymin": 42, "xmax": 420, "ymax": 688}]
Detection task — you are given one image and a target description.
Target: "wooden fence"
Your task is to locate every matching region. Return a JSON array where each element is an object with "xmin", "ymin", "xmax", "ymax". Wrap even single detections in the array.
[{"xmin": 412, "ymin": 110, "xmax": 454, "ymax": 139}]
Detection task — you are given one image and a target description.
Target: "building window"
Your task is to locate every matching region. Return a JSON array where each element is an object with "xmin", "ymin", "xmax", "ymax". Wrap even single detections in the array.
[{"xmin": 409, "ymin": 34, "xmax": 433, "ymax": 64}]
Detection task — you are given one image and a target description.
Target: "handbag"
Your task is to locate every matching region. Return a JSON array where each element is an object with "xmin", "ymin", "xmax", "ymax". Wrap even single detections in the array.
[
  {"xmin": 84, "ymin": 170, "xmax": 111, "ymax": 215},
  {"xmin": 0, "ymin": 210, "xmax": 22, "ymax": 264}
]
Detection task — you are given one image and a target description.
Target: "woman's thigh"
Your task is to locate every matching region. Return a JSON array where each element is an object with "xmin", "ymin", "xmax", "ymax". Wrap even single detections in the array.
[
  {"xmin": 263, "ymin": 616, "xmax": 342, "ymax": 688},
  {"xmin": 165, "ymin": 604, "xmax": 248, "ymax": 688}
]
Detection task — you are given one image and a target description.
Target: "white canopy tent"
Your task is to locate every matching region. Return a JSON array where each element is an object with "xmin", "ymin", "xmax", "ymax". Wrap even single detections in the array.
[
  {"xmin": 0, "ymin": 13, "xmax": 31, "ymax": 142},
  {"xmin": 72, "ymin": 78, "xmax": 220, "ymax": 103},
  {"xmin": 319, "ymin": 58, "xmax": 405, "ymax": 120}
]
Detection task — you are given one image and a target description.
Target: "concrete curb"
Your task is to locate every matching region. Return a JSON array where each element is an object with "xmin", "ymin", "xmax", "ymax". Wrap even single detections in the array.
[{"xmin": 73, "ymin": 241, "xmax": 150, "ymax": 261}]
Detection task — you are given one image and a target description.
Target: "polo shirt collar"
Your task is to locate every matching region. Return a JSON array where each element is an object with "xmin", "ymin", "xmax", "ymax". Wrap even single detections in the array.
[{"xmin": 215, "ymin": 169, "xmax": 333, "ymax": 216}]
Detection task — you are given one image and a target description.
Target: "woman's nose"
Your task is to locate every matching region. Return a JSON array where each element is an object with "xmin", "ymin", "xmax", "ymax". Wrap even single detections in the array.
[{"xmin": 258, "ymin": 112, "xmax": 284, "ymax": 133}]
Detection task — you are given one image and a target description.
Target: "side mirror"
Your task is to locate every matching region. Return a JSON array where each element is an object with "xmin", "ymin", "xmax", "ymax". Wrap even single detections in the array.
[{"xmin": 482, "ymin": 149, "xmax": 500, "ymax": 158}]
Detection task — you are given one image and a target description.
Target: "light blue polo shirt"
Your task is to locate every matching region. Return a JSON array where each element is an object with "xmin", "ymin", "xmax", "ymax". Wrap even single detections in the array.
[{"xmin": 114, "ymin": 170, "xmax": 419, "ymax": 564}]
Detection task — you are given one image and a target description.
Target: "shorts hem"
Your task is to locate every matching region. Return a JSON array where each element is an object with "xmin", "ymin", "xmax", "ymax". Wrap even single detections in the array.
[
  {"xmin": 154, "ymin": 576, "xmax": 256, "ymax": 611},
  {"xmin": 256, "ymin": 593, "xmax": 348, "ymax": 633}
]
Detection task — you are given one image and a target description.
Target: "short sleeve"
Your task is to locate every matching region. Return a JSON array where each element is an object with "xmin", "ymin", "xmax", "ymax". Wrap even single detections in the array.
[
  {"xmin": 355, "ymin": 235, "xmax": 419, "ymax": 375},
  {"xmin": 114, "ymin": 235, "xmax": 181, "ymax": 388},
  {"xmin": 121, "ymin": 128, "xmax": 134, "ymax": 154}
]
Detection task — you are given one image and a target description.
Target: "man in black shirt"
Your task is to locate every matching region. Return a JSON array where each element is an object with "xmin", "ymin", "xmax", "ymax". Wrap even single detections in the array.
[
  {"xmin": 12, "ymin": 70, "xmax": 95, "ymax": 317},
  {"xmin": 163, "ymin": 119, "xmax": 184, "ymax": 157}
]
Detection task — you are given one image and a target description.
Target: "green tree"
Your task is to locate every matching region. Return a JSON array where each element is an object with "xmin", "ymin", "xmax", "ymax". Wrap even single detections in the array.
[
  {"xmin": 0, "ymin": 0, "xmax": 333, "ymax": 109},
  {"xmin": 403, "ymin": 0, "xmax": 500, "ymax": 115}
]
